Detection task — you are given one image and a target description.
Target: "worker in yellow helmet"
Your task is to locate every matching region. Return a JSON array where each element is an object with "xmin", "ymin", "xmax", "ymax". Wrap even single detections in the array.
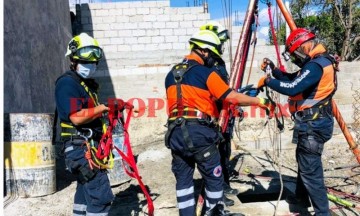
[
  {"xmin": 55, "ymin": 33, "xmax": 113, "ymax": 215},
  {"xmin": 200, "ymin": 21, "xmax": 246, "ymax": 208},
  {"xmin": 165, "ymin": 29, "xmax": 273, "ymax": 216}
]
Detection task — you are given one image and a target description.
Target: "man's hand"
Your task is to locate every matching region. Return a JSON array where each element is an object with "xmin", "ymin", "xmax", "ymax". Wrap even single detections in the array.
[
  {"xmin": 238, "ymin": 84, "xmax": 259, "ymax": 97},
  {"xmin": 257, "ymin": 97, "xmax": 275, "ymax": 117},
  {"xmin": 257, "ymin": 76, "xmax": 268, "ymax": 90},
  {"xmin": 260, "ymin": 58, "xmax": 275, "ymax": 72}
]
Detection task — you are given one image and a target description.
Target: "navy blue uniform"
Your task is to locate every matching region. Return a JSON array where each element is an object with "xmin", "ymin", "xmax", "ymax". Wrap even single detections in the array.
[
  {"xmin": 55, "ymin": 71, "xmax": 114, "ymax": 216},
  {"xmin": 265, "ymin": 45, "xmax": 335, "ymax": 215},
  {"xmin": 165, "ymin": 54, "xmax": 232, "ymax": 215}
]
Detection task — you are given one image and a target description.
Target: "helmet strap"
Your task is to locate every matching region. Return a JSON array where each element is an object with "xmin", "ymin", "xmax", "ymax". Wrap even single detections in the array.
[{"xmin": 193, "ymin": 49, "xmax": 215, "ymax": 67}]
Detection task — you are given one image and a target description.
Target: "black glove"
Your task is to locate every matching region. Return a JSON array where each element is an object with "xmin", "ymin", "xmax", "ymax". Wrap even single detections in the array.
[{"xmin": 260, "ymin": 58, "xmax": 275, "ymax": 72}]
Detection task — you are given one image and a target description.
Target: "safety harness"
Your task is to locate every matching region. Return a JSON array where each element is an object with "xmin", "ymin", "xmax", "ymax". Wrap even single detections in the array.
[
  {"xmin": 292, "ymin": 54, "xmax": 338, "ymax": 122},
  {"xmin": 165, "ymin": 61, "xmax": 216, "ymax": 153},
  {"xmin": 57, "ymin": 71, "xmax": 154, "ymax": 215}
]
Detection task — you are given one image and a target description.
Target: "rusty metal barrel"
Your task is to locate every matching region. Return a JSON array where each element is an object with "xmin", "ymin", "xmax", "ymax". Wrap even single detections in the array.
[{"xmin": 4, "ymin": 113, "xmax": 56, "ymax": 197}]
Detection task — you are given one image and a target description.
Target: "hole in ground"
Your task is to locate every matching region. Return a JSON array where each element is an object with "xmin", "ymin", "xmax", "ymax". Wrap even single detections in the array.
[{"xmin": 237, "ymin": 186, "xmax": 291, "ymax": 203}]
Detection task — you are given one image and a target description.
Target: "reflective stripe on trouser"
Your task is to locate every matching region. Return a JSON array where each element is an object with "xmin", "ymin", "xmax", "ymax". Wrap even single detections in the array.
[
  {"xmin": 294, "ymin": 116, "xmax": 333, "ymax": 216},
  {"xmin": 65, "ymin": 139, "xmax": 114, "ymax": 216},
  {"xmin": 172, "ymin": 146, "xmax": 223, "ymax": 216}
]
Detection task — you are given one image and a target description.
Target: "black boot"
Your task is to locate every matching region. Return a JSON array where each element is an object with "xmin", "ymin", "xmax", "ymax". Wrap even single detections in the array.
[
  {"xmin": 223, "ymin": 183, "xmax": 239, "ymax": 195},
  {"xmin": 204, "ymin": 203, "xmax": 245, "ymax": 216},
  {"xmin": 223, "ymin": 194, "xmax": 234, "ymax": 206},
  {"xmin": 285, "ymin": 194, "xmax": 311, "ymax": 208}
]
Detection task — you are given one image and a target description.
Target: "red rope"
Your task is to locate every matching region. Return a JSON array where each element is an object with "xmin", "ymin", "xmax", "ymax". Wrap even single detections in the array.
[
  {"xmin": 267, "ymin": 3, "xmax": 286, "ymax": 71},
  {"xmin": 113, "ymin": 108, "xmax": 154, "ymax": 216}
]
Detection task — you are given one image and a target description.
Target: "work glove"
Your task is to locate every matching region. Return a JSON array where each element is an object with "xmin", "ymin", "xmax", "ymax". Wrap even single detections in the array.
[
  {"xmin": 257, "ymin": 76, "xmax": 269, "ymax": 90},
  {"xmin": 257, "ymin": 97, "xmax": 275, "ymax": 117},
  {"xmin": 237, "ymin": 84, "xmax": 259, "ymax": 97},
  {"xmin": 260, "ymin": 58, "xmax": 275, "ymax": 72}
]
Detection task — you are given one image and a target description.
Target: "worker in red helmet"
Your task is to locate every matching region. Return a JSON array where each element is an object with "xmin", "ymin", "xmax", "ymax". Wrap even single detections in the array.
[{"xmin": 257, "ymin": 28, "xmax": 338, "ymax": 215}]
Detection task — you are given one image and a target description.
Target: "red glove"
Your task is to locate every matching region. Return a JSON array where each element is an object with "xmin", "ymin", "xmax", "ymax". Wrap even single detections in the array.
[
  {"xmin": 257, "ymin": 97, "xmax": 275, "ymax": 116},
  {"xmin": 260, "ymin": 58, "xmax": 275, "ymax": 72}
]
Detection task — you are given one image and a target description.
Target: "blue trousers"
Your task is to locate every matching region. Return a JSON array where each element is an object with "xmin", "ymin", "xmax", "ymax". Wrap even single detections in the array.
[
  {"xmin": 169, "ymin": 124, "xmax": 224, "ymax": 216},
  {"xmin": 64, "ymin": 139, "xmax": 114, "ymax": 215},
  {"xmin": 293, "ymin": 116, "xmax": 334, "ymax": 216}
]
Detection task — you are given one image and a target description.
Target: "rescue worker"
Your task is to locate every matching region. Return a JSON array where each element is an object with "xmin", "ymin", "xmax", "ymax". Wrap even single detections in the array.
[
  {"xmin": 165, "ymin": 29, "xmax": 275, "ymax": 216},
  {"xmin": 55, "ymin": 33, "xmax": 114, "ymax": 215},
  {"xmin": 257, "ymin": 28, "xmax": 337, "ymax": 216},
  {"xmin": 200, "ymin": 21, "xmax": 239, "ymax": 207}
]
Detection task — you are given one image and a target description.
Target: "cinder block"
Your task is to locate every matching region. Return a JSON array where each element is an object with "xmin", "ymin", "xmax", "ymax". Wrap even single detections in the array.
[
  {"xmin": 159, "ymin": 43, "xmax": 173, "ymax": 50},
  {"xmin": 179, "ymin": 21, "xmax": 193, "ymax": 28},
  {"xmin": 117, "ymin": 29, "xmax": 132, "ymax": 37},
  {"xmin": 138, "ymin": 22, "xmax": 153, "ymax": 29},
  {"xmin": 178, "ymin": 36, "xmax": 189, "ymax": 43},
  {"xmin": 156, "ymin": 14, "xmax": 170, "ymax": 22},
  {"xmin": 197, "ymin": 13, "xmax": 210, "ymax": 20},
  {"xmin": 170, "ymin": 14, "xmax": 183, "ymax": 22},
  {"xmin": 156, "ymin": 1, "xmax": 170, "ymax": 7},
  {"xmin": 116, "ymin": 16, "xmax": 130, "ymax": 23},
  {"xmin": 93, "ymin": 31, "xmax": 105, "ymax": 38},
  {"xmin": 101, "ymin": 3, "xmax": 116, "ymax": 9},
  {"xmin": 174, "ymin": 28, "xmax": 186, "ymax": 36},
  {"xmin": 95, "ymin": 9, "xmax": 109, "ymax": 17},
  {"xmin": 150, "ymin": 7, "xmax": 164, "ymax": 15},
  {"xmin": 183, "ymin": 14, "xmax": 197, "ymax": 21},
  {"xmin": 98, "ymin": 38, "xmax": 111, "ymax": 45},
  {"xmin": 88, "ymin": 3, "xmax": 102, "ymax": 10},
  {"xmin": 130, "ymin": 15, "xmax": 144, "ymax": 22},
  {"xmin": 94, "ymin": 23, "xmax": 110, "ymax": 31},
  {"xmin": 152, "ymin": 36, "xmax": 165, "ymax": 43},
  {"xmin": 138, "ymin": 36, "xmax": 152, "ymax": 44},
  {"xmin": 153, "ymin": 22, "xmax": 166, "ymax": 29},
  {"xmin": 146, "ymin": 29, "xmax": 160, "ymax": 36},
  {"xmin": 137, "ymin": 7, "xmax": 150, "ymax": 15},
  {"xmin": 145, "ymin": 44, "xmax": 159, "ymax": 51},
  {"xmin": 110, "ymin": 37, "xmax": 124, "ymax": 45},
  {"xmin": 108, "ymin": 9, "xmax": 122, "ymax": 16},
  {"xmin": 186, "ymin": 28, "xmax": 198, "ymax": 35},
  {"xmin": 193, "ymin": 20, "xmax": 206, "ymax": 28},
  {"xmin": 123, "ymin": 22, "xmax": 138, "ymax": 29},
  {"xmin": 132, "ymin": 29, "xmax": 146, "ymax": 37},
  {"xmin": 190, "ymin": 7, "xmax": 204, "ymax": 14},
  {"xmin": 102, "ymin": 45, "xmax": 118, "ymax": 53},
  {"xmin": 177, "ymin": 8, "xmax": 192, "ymax": 14},
  {"xmin": 166, "ymin": 22, "xmax": 179, "ymax": 29},
  {"xmin": 165, "ymin": 35, "xmax": 178, "ymax": 43},
  {"xmin": 143, "ymin": 15, "xmax": 157, "ymax": 22},
  {"xmin": 117, "ymin": 45, "xmax": 131, "ymax": 52},
  {"xmin": 115, "ymin": 2, "xmax": 130, "ymax": 9},
  {"xmin": 160, "ymin": 29, "xmax": 173, "ymax": 36},
  {"xmin": 124, "ymin": 37, "xmax": 138, "ymax": 44},
  {"xmin": 132, "ymin": 44, "xmax": 146, "ymax": 51},
  {"xmin": 173, "ymin": 42, "xmax": 186, "ymax": 50},
  {"xmin": 104, "ymin": 30, "xmax": 118, "ymax": 38},
  {"xmin": 123, "ymin": 8, "xmax": 136, "ymax": 16},
  {"xmin": 102, "ymin": 16, "xmax": 116, "ymax": 23},
  {"xmin": 91, "ymin": 16, "xmax": 103, "ymax": 24}
]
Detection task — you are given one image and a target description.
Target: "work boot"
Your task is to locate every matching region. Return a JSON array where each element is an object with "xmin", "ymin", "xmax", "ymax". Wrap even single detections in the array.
[
  {"xmin": 223, "ymin": 194, "xmax": 234, "ymax": 206},
  {"xmin": 204, "ymin": 203, "xmax": 245, "ymax": 216},
  {"xmin": 285, "ymin": 194, "xmax": 311, "ymax": 208},
  {"xmin": 224, "ymin": 183, "xmax": 239, "ymax": 195}
]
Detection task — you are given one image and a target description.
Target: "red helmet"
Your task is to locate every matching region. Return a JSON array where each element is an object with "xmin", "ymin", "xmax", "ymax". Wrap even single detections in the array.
[{"xmin": 285, "ymin": 28, "xmax": 316, "ymax": 54}]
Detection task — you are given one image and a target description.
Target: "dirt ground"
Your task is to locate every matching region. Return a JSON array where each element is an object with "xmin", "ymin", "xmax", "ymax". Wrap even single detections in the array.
[{"xmin": 3, "ymin": 118, "xmax": 360, "ymax": 216}]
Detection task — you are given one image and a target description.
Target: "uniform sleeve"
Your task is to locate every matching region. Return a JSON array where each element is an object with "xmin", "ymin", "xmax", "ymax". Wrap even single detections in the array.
[
  {"xmin": 272, "ymin": 68, "xmax": 297, "ymax": 81},
  {"xmin": 267, "ymin": 62, "xmax": 323, "ymax": 97},
  {"xmin": 206, "ymin": 71, "xmax": 232, "ymax": 100},
  {"xmin": 55, "ymin": 77, "xmax": 84, "ymax": 122}
]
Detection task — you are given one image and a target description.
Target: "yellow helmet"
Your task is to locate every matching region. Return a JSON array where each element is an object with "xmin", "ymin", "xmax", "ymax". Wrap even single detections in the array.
[
  {"xmin": 189, "ymin": 30, "xmax": 223, "ymax": 57},
  {"xmin": 200, "ymin": 21, "xmax": 230, "ymax": 42},
  {"xmin": 65, "ymin": 33, "xmax": 103, "ymax": 62}
]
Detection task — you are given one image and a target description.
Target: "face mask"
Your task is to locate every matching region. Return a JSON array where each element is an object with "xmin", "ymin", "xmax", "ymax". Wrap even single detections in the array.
[{"xmin": 77, "ymin": 63, "xmax": 97, "ymax": 79}]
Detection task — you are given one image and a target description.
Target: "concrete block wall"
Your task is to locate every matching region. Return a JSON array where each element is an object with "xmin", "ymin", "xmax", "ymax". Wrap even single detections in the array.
[{"xmin": 77, "ymin": 0, "xmax": 210, "ymax": 72}]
